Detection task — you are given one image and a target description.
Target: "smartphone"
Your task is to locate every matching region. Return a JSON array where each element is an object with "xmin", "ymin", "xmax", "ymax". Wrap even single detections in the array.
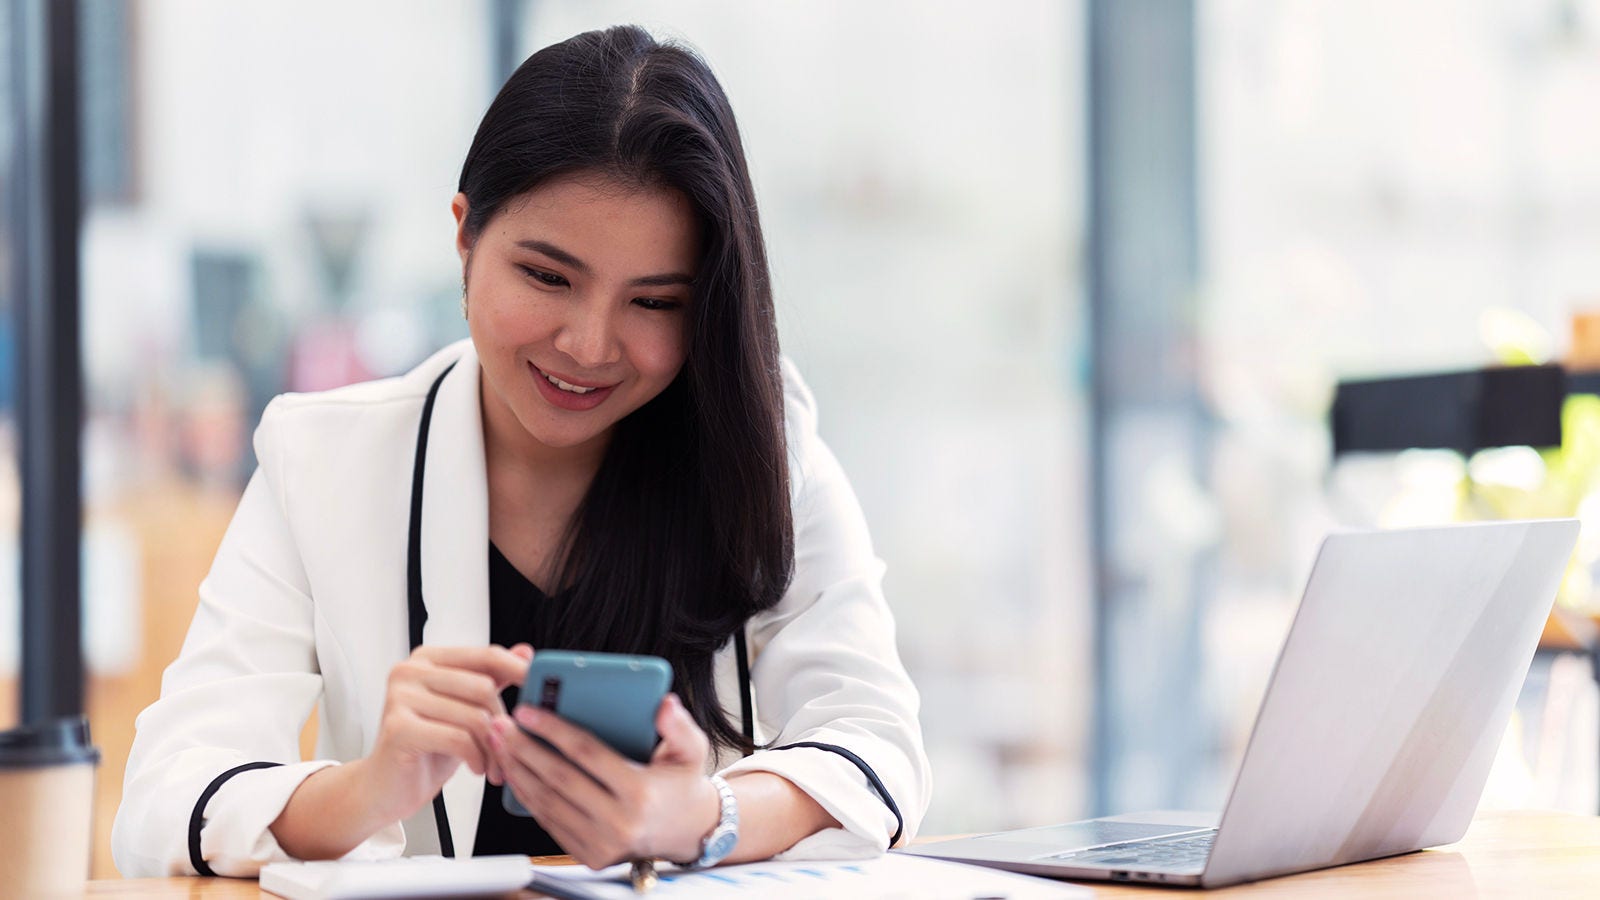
[{"xmin": 502, "ymin": 650, "xmax": 673, "ymax": 817}]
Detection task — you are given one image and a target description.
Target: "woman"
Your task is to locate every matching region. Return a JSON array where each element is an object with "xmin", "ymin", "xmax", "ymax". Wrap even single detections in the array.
[{"xmin": 112, "ymin": 25, "xmax": 929, "ymax": 877}]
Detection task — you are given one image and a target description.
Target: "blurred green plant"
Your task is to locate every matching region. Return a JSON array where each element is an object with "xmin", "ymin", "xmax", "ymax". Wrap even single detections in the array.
[{"xmin": 1459, "ymin": 311, "xmax": 1600, "ymax": 616}]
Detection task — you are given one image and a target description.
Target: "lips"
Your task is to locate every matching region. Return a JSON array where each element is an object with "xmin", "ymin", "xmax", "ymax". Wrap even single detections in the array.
[{"xmin": 529, "ymin": 362, "xmax": 617, "ymax": 411}]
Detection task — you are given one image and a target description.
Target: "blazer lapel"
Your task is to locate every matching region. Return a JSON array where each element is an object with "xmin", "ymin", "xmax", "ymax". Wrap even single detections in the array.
[{"xmin": 419, "ymin": 343, "xmax": 490, "ymax": 855}]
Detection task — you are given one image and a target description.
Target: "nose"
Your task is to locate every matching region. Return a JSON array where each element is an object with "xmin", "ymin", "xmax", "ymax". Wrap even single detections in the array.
[{"xmin": 552, "ymin": 296, "xmax": 622, "ymax": 370}]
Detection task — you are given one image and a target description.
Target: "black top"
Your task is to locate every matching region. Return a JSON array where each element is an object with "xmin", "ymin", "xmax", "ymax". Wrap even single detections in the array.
[{"xmin": 471, "ymin": 542, "xmax": 566, "ymax": 857}]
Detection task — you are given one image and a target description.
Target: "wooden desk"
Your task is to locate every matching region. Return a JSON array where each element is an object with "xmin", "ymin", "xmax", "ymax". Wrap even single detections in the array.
[{"xmin": 84, "ymin": 810, "xmax": 1600, "ymax": 897}]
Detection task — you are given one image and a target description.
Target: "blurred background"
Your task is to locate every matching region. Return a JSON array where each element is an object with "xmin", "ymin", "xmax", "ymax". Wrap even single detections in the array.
[{"xmin": 2, "ymin": 0, "xmax": 1600, "ymax": 878}]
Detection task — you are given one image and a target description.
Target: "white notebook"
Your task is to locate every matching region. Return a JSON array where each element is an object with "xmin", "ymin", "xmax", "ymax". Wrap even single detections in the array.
[{"xmin": 260, "ymin": 854, "xmax": 532, "ymax": 900}]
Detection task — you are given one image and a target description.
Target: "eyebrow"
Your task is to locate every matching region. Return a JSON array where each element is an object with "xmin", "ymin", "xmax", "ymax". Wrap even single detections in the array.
[{"xmin": 514, "ymin": 239, "xmax": 695, "ymax": 288}]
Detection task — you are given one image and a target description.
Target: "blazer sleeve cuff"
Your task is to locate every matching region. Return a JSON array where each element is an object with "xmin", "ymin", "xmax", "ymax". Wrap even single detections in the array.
[
  {"xmin": 717, "ymin": 745, "xmax": 897, "ymax": 856},
  {"xmin": 770, "ymin": 826, "xmax": 883, "ymax": 861},
  {"xmin": 196, "ymin": 760, "xmax": 406, "ymax": 876}
]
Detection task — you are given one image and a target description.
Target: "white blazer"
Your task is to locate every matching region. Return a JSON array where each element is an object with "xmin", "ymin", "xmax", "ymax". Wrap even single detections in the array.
[{"xmin": 112, "ymin": 339, "xmax": 931, "ymax": 877}]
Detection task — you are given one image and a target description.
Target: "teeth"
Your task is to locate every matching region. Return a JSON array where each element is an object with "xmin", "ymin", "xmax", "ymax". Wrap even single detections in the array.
[{"xmin": 544, "ymin": 372, "xmax": 597, "ymax": 394}]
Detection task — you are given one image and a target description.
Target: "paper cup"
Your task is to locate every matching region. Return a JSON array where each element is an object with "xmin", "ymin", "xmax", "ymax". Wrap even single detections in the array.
[{"xmin": 0, "ymin": 717, "xmax": 100, "ymax": 899}]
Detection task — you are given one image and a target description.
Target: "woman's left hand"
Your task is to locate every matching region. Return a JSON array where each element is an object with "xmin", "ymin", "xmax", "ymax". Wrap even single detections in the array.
[{"xmin": 487, "ymin": 692, "xmax": 721, "ymax": 868}]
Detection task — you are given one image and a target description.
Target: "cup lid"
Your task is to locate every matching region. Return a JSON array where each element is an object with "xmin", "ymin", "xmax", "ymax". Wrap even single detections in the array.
[{"xmin": 0, "ymin": 716, "xmax": 100, "ymax": 767}]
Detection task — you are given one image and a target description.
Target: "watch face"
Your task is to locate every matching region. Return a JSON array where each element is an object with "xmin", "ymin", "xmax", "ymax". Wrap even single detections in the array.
[{"xmin": 707, "ymin": 829, "xmax": 739, "ymax": 861}]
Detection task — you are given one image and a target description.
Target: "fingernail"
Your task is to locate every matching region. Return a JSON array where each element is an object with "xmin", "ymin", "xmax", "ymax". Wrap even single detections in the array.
[{"xmin": 515, "ymin": 706, "xmax": 541, "ymax": 728}]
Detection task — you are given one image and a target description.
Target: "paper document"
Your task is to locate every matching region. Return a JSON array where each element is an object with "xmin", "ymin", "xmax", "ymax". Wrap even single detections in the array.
[{"xmin": 528, "ymin": 852, "xmax": 1092, "ymax": 899}]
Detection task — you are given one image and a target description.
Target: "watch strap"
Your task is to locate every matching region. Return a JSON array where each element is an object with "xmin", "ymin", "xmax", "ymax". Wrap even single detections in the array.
[{"xmin": 689, "ymin": 774, "xmax": 739, "ymax": 869}]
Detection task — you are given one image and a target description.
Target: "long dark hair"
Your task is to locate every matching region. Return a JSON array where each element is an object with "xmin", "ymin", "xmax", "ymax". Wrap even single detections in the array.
[{"xmin": 457, "ymin": 25, "xmax": 792, "ymax": 753}]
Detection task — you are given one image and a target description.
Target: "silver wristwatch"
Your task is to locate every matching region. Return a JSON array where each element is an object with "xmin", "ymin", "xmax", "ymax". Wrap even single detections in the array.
[{"xmin": 688, "ymin": 774, "xmax": 739, "ymax": 869}]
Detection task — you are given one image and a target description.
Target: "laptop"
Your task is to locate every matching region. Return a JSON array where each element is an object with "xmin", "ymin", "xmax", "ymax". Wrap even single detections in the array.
[{"xmin": 905, "ymin": 519, "xmax": 1579, "ymax": 888}]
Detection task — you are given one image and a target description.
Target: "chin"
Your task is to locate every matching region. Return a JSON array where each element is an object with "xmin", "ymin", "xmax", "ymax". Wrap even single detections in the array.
[
  {"xmin": 527, "ymin": 426, "xmax": 603, "ymax": 449},
  {"xmin": 522, "ymin": 416, "xmax": 613, "ymax": 450}
]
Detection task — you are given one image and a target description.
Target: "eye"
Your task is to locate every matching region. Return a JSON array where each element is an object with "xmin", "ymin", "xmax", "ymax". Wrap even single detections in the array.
[
  {"xmin": 517, "ymin": 265, "xmax": 567, "ymax": 287},
  {"xmin": 633, "ymin": 297, "xmax": 684, "ymax": 312}
]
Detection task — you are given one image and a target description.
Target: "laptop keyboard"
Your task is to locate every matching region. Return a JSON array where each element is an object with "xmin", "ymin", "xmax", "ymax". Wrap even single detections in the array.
[{"xmin": 1052, "ymin": 829, "xmax": 1216, "ymax": 871}]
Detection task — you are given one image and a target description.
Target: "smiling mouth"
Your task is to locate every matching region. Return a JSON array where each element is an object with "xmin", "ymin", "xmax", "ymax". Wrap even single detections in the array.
[
  {"xmin": 529, "ymin": 363, "xmax": 617, "ymax": 409},
  {"xmin": 541, "ymin": 371, "xmax": 601, "ymax": 394}
]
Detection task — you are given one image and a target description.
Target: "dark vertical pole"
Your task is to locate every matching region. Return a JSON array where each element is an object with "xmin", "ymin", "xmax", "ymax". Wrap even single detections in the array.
[
  {"xmin": 1085, "ymin": 0, "xmax": 1113, "ymax": 817},
  {"xmin": 15, "ymin": 0, "xmax": 83, "ymax": 724},
  {"xmin": 1086, "ymin": 0, "xmax": 1202, "ymax": 815}
]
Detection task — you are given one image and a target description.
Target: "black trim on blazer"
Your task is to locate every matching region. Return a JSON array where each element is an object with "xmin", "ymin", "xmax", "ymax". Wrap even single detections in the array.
[
  {"xmin": 734, "ymin": 628, "xmax": 754, "ymax": 752},
  {"xmin": 188, "ymin": 761, "xmax": 282, "ymax": 876},
  {"xmin": 772, "ymin": 741, "xmax": 903, "ymax": 848},
  {"xmin": 408, "ymin": 362, "xmax": 455, "ymax": 652},
  {"xmin": 430, "ymin": 792, "xmax": 455, "ymax": 857},
  {"xmin": 408, "ymin": 361, "xmax": 458, "ymax": 857}
]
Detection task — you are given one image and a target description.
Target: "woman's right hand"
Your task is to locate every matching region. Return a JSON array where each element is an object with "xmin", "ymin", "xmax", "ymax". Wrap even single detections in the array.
[
  {"xmin": 271, "ymin": 642, "xmax": 533, "ymax": 860},
  {"xmin": 364, "ymin": 643, "xmax": 534, "ymax": 820}
]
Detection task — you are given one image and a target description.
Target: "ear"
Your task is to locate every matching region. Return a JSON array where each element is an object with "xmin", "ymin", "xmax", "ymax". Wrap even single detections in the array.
[{"xmin": 450, "ymin": 192, "xmax": 473, "ymax": 271}]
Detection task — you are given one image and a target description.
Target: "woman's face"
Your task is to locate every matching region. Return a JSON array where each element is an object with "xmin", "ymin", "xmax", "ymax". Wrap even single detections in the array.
[{"xmin": 454, "ymin": 172, "xmax": 699, "ymax": 459}]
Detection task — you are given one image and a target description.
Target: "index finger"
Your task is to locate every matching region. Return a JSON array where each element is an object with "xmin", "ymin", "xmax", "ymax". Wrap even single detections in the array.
[{"xmin": 415, "ymin": 645, "xmax": 531, "ymax": 688}]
